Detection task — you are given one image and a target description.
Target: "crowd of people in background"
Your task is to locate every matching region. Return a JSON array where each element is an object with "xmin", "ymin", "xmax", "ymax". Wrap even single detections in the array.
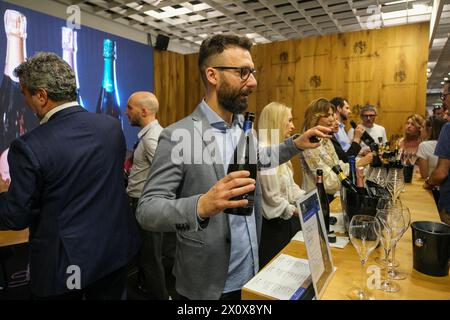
[{"xmin": 0, "ymin": 33, "xmax": 448, "ymax": 301}]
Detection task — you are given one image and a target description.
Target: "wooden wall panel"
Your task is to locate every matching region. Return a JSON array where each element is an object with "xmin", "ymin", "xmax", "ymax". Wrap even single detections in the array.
[
  {"xmin": 153, "ymin": 50, "xmax": 186, "ymax": 128},
  {"xmin": 154, "ymin": 23, "xmax": 428, "ymax": 184}
]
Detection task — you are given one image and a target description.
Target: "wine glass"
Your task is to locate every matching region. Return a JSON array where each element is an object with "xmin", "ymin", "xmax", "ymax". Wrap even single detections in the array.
[
  {"xmin": 376, "ymin": 209, "xmax": 405, "ymax": 293},
  {"xmin": 387, "ymin": 207, "xmax": 411, "ymax": 280},
  {"xmin": 386, "ymin": 166, "xmax": 405, "ymax": 200},
  {"xmin": 374, "ymin": 198, "xmax": 402, "ymax": 267},
  {"xmin": 347, "ymin": 215, "xmax": 381, "ymax": 300},
  {"xmin": 367, "ymin": 167, "xmax": 388, "ymax": 187}
]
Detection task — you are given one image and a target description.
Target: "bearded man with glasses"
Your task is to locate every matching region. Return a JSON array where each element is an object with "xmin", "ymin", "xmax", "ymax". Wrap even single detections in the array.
[{"xmin": 135, "ymin": 34, "xmax": 331, "ymax": 300}]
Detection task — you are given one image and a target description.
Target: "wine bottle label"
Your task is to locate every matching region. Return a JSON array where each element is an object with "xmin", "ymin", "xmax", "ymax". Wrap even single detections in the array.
[{"xmin": 338, "ymin": 172, "xmax": 347, "ymax": 181}]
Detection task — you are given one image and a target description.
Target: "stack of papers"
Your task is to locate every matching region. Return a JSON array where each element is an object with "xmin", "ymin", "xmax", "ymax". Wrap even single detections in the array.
[{"xmin": 243, "ymin": 254, "xmax": 311, "ymax": 300}]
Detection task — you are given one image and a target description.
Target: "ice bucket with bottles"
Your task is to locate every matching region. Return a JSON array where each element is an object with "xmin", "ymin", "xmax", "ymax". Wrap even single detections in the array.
[{"xmin": 340, "ymin": 181, "xmax": 388, "ymax": 232}]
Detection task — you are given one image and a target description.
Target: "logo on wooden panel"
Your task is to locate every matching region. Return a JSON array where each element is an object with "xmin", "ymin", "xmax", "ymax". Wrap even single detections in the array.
[
  {"xmin": 394, "ymin": 70, "xmax": 406, "ymax": 83},
  {"xmin": 309, "ymin": 75, "xmax": 322, "ymax": 88},
  {"xmin": 279, "ymin": 52, "xmax": 289, "ymax": 62},
  {"xmin": 353, "ymin": 41, "xmax": 367, "ymax": 54}
]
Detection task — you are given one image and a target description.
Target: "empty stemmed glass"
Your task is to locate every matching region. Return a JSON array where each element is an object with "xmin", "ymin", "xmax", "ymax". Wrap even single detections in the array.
[
  {"xmin": 367, "ymin": 166, "xmax": 388, "ymax": 187},
  {"xmin": 376, "ymin": 208, "xmax": 405, "ymax": 293},
  {"xmin": 374, "ymin": 198, "xmax": 403, "ymax": 267},
  {"xmin": 387, "ymin": 207, "xmax": 411, "ymax": 280},
  {"xmin": 347, "ymin": 215, "xmax": 381, "ymax": 300},
  {"xmin": 386, "ymin": 165, "xmax": 405, "ymax": 200}
]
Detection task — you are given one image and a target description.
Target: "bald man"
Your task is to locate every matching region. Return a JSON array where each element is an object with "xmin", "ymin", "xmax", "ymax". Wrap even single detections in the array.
[{"xmin": 125, "ymin": 91, "xmax": 167, "ymax": 299}]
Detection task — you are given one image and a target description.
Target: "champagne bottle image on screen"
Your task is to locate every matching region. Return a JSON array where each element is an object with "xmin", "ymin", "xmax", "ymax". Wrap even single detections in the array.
[
  {"xmin": 62, "ymin": 27, "xmax": 84, "ymax": 108},
  {"xmin": 350, "ymin": 120, "xmax": 375, "ymax": 146},
  {"xmin": 224, "ymin": 112, "xmax": 258, "ymax": 216},
  {"xmin": 0, "ymin": 10, "xmax": 38, "ymax": 154},
  {"xmin": 331, "ymin": 164, "xmax": 359, "ymax": 194},
  {"xmin": 316, "ymin": 169, "xmax": 330, "ymax": 234},
  {"xmin": 96, "ymin": 39, "xmax": 121, "ymax": 124}
]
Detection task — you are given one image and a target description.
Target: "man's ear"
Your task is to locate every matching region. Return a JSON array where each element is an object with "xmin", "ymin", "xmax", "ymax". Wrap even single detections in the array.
[
  {"xmin": 205, "ymin": 67, "xmax": 218, "ymax": 86},
  {"xmin": 140, "ymin": 105, "xmax": 149, "ymax": 117},
  {"xmin": 35, "ymin": 88, "xmax": 48, "ymax": 106}
]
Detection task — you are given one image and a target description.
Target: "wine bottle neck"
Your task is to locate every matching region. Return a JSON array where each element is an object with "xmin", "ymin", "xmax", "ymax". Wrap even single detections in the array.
[
  {"xmin": 5, "ymin": 36, "xmax": 26, "ymax": 82},
  {"xmin": 102, "ymin": 58, "xmax": 116, "ymax": 93},
  {"xmin": 62, "ymin": 49, "xmax": 81, "ymax": 89},
  {"xmin": 62, "ymin": 51, "xmax": 74, "ymax": 68},
  {"xmin": 337, "ymin": 172, "xmax": 347, "ymax": 182}
]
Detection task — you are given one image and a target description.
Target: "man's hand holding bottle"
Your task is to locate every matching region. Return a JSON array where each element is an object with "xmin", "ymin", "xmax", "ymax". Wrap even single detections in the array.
[{"xmin": 197, "ymin": 126, "xmax": 331, "ymax": 218}]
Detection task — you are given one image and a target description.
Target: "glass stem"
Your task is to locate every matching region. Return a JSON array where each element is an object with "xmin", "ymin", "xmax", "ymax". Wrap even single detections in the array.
[
  {"xmin": 384, "ymin": 248, "xmax": 391, "ymax": 284},
  {"xmin": 360, "ymin": 260, "xmax": 366, "ymax": 296},
  {"xmin": 391, "ymin": 244, "xmax": 397, "ymax": 271}
]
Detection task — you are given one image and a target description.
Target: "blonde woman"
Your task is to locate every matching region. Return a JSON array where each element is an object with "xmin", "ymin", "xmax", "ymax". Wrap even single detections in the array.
[
  {"xmin": 258, "ymin": 102, "xmax": 305, "ymax": 268},
  {"xmin": 399, "ymin": 114, "xmax": 426, "ymax": 165}
]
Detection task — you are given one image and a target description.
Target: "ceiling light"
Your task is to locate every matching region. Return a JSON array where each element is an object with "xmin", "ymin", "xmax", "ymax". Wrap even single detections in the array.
[
  {"xmin": 445, "ymin": 77, "xmax": 449, "ymax": 81},
  {"xmin": 385, "ymin": 0, "xmax": 407, "ymax": 5}
]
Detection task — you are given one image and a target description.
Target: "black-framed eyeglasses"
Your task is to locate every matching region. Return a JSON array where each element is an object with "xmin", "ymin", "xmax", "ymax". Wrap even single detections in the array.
[
  {"xmin": 212, "ymin": 66, "xmax": 256, "ymax": 81},
  {"xmin": 361, "ymin": 114, "xmax": 377, "ymax": 118},
  {"xmin": 441, "ymin": 92, "xmax": 449, "ymax": 101}
]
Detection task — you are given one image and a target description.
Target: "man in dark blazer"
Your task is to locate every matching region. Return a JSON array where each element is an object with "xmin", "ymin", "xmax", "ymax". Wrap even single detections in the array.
[{"xmin": 0, "ymin": 52, "xmax": 140, "ymax": 299}]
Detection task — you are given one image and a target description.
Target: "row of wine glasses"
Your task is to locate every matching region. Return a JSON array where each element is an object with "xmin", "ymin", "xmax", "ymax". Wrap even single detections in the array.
[
  {"xmin": 367, "ymin": 165, "xmax": 405, "ymax": 199},
  {"xmin": 347, "ymin": 198, "xmax": 411, "ymax": 300},
  {"xmin": 376, "ymin": 199, "xmax": 411, "ymax": 281}
]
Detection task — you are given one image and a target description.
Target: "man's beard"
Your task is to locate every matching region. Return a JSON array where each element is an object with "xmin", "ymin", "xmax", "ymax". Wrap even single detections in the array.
[
  {"xmin": 129, "ymin": 116, "xmax": 141, "ymax": 127},
  {"xmin": 217, "ymin": 81, "xmax": 252, "ymax": 114},
  {"xmin": 340, "ymin": 112, "xmax": 348, "ymax": 121}
]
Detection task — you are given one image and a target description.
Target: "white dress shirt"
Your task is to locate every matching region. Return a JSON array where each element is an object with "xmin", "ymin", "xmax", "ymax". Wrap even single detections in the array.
[{"xmin": 126, "ymin": 119, "xmax": 163, "ymax": 198}]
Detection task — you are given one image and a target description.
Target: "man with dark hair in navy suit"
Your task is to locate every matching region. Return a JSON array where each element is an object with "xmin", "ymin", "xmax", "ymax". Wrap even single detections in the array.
[{"xmin": 0, "ymin": 52, "xmax": 140, "ymax": 299}]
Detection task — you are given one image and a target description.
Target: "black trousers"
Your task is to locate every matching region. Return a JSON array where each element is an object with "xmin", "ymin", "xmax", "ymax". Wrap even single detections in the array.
[
  {"xmin": 32, "ymin": 266, "xmax": 127, "ymax": 300},
  {"xmin": 129, "ymin": 197, "xmax": 170, "ymax": 300},
  {"xmin": 259, "ymin": 216, "xmax": 301, "ymax": 268}
]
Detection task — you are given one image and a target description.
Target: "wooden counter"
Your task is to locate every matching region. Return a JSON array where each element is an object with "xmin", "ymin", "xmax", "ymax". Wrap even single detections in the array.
[{"xmin": 243, "ymin": 174, "xmax": 450, "ymax": 300}]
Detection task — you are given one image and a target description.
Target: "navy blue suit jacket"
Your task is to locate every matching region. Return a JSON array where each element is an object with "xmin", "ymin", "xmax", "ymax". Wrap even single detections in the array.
[{"xmin": 0, "ymin": 106, "xmax": 140, "ymax": 296}]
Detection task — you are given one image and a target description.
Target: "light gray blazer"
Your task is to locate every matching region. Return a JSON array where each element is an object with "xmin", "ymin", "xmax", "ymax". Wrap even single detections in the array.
[{"xmin": 136, "ymin": 104, "xmax": 301, "ymax": 299}]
